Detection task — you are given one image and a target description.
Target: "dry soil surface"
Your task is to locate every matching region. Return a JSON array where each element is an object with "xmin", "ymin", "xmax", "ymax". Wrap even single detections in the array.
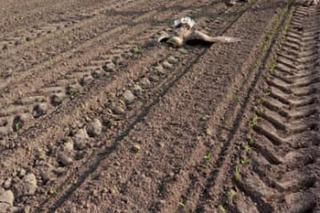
[{"xmin": 0, "ymin": 0, "xmax": 319, "ymax": 212}]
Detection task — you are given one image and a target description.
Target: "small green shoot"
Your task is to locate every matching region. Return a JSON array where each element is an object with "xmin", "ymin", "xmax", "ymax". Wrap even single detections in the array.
[
  {"xmin": 244, "ymin": 145, "xmax": 252, "ymax": 154},
  {"xmin": 257, "ymin": 98, "xmax": 264, "ymax": 106},
  {"xmin": 67, "ymin": 88, "xmax": 79, "ymax": 97},
  {"xmin": 218, "ymin": 204, "xmax": 227, "ymax": 213},
  {"xmin": 249, "ymin": 114, "xmax": 259, "ymax": 128},
  {"xmin": 66, "ymin": 84, "xmax": 81, "ymax": 97},
  {"xmin": 15, "ymin": 122, "xmax": 22, "ymax": 131},
  {"xmin": 204, "ymin": 152, "xmax": 213, "ymax": 162},
  {"xmin": 178, "ymin": 202, "xmax": 186, "ymax": 209},
  {"xmin": 131, "ymin": 47, "xmax": 142, "ymax": 55},
  {"xmin": 48, "ymin": 187, "xmax": 57, "ymax": 196},
  {"xmin": 262, "ymin": 40, "xmax": 269, "ymax": 53},
  {"xmin": 265, "ymin": 90, "xmax": 271, "ymax": 96},
  {"xmin": 13, "ymin": 117, "xmax": 23, "ymax": 132},
  {"xmin": 240, "ymin": 157, "xmax": 251, "ymax": 166},
  {"xmin": 234, "ymin": 165, "xmax": 241, "ymax": 182},
  {"xmin": 233, "ymin": 94, "xmax": 240, "ymax": 103},
  {"xmin": 228, "ymin": 189, "xmax": 237, "ymax": 203},
  {"xmin": 269, "ymin": 60, "xmax": 277, "ymax": 72},
  {"xmin": 248, "ymin": 136, "xmax": 255, "ymax": 145}
]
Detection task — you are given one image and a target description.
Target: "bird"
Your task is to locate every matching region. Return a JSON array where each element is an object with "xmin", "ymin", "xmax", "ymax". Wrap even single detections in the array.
[
  {"xmin": 166, "ymin": 28, "xmax": 241, "ymax": 47},
  {"xmin": 158, "ymin": 17, "xmax": 241, "ymax": 48}
]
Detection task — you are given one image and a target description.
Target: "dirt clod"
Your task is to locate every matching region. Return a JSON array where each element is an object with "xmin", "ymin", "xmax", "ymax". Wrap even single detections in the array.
[
  {"xmin": 15, "ymin": 173, "xmax": 37, "ymax": 197},
  {"xmin": 74, "ymin": 129, "xmax": 89, "ymax": 140},
  {"xmin": 3, "ymin": 178, "xmax": 12, "ymax": 189},
  {"xmin": 63, "ymin": 140, "xmax": 74, "ymax": 153},
  {"xmin": 50, "ymin": 93, "xmax": 64, "ymax": 106},
  {"xmin": 111, "ymin": 103, "xmax": 126, "ymax": 115},
  {"xmin": 58, "ymin": 152, "xmax": 73, "ymax": 166},
  {"xmin": 140, "ymin": 77, "xmax": 151, "ymax": 87},
  {"xmin": 179, "ymin": 48, "xmax": 188, "ymax": 54},
  {"xmin": 167, "ymin": 56, "xmax": 179, "ymax": 64},
  {"xmin": 123, "ymin": 90, "xmax": 135, "ymax": 104},
  {"xmin": 133, "ymin": 85, "xmax": 143, "ymax": 96},
  {"xmin": 86, "ymin": 119, "xmax": 103, "ymax": 137},
  {"xmin": 162, "ymin": 61, "xmax": 173, "ymax": 69},
  {"xmin": 0, "ymin": 0, "xmax": 319, "ymax": 212},
  {"xmin": 102, "ymin": 62, "xmax": 116, "ymax": 72},
  {"xmin": 132, "ymin": 144, "xmax": 141, "ymax": 153},
  {"xmin": 18, "ymin": 168, "xmax": 26, "ymax": 178},
  {"xmin": 0, "ymin": 189, "xmax": 14, "ymax": 206},
  {"xmin": 33, "ymin": 103, "xmax": 48, "ymax": 118}
]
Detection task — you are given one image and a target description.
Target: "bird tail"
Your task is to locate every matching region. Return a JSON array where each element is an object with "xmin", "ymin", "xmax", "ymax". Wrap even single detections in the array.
[
  {"xmin": 190, "ymin": 31, "xmax": 241, "ymax": 43},
  {"xmin": 208, "ymin": 36, "xmax": 241, "ymax": 43}
]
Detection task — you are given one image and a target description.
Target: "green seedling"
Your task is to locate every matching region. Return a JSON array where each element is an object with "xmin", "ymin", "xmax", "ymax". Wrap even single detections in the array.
[
  {"xmin": 204, "ymin": 152, "xmax": 213, "ymax": 162},
  {"xmin": 269, "ymin": 60, "xmax": 277, "ymax": 72},
  {"xmin": 253, "ymin": 60, "xmax": 260, "ymax": 69},
  {"xmin": 218, "ymin": 204, "xmax": 227, "ymax": 213},
  {"xmin": 67, "ymin": 89, "xmax": 79, "ymax": 97},
  {"xmin": 178, "ymin": 202, "xmax": 186, "ymax": 209},
  {"xmin": 131, "ymin": 47, "xmax": 142, "ymax": 54},
  {"xmin": 228, "ymin": 189, "xmax": 237, "ymax": 203},
  {"xmin": 13, "ymin": 117, "xmax": 23, "ymax": 132},
  {"xmin": 240, "ymin": 157, "xmax": 251, "ymax": 166},
  {"xmin": 249, "ymin": 114, "xmax": 259, "ymax": 128},
  {"xmin": 15, "ymin": 122, "xmax": 22, "ymax": 131},
  {"xmin": 235, "ymin": 95, "xmax": 240, "ymax": 103},
  {"xmin": 257, "ymin": 98, "xmax": 264, "ymax": 106},
  {"xmin": 48, "ymin": 187, "xmax": 58, "ymax": 196},
  {"xmin": 265, "ymin": 90, "xmax": 271, "ymax": 96},
  {"xmin": 244, "ymin": 145, "xmax": 252, "ymax": 154},
  {"xmin": 255, "ymin": 107, "xmax": 264, "ymax": 114},
  {"xmin": 270, "ymin": 68, "xmax": 276, "ymax": 74},
  {"xmin": 262, "ymin": 41, "xmax": 269, "ymax": 53},
  {"xmin": 66, "ymin": 83, "xmax": 82, "ymax": 97},
  {"xmin": 234, "ymin": 165, "xmax": 241, "ymax": 182},
  {"xmin": 248, "ymin": 136, "xmax": 255, "ymax": 145}
]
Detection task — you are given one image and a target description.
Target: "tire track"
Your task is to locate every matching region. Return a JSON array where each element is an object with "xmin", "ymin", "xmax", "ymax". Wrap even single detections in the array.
[
  {"xmin": 202, "ymin": 3, "xmax": 320, "ymax": 212},
  {"xmin": 48, "ymin": 0, "xmax": 292, "ymax": 212},
  {"xmin": 0, "ymin": 0, "xmax": 171, "ymax": 91},
  {"xmin": 0, "ymin": 0, "xmax": 210, "ymax": 142},
  {"xmin": 0, "ymin": 0, "xmax": 209, "ymax": 104},
  {"xmin": 151, "ymin": 0, "xmax": 294, "ymax": 212},
  {"xmin": 38, "ymin": 5, "xmax": 229, "ymax": 211},
  {"xmin": 0, "ymin": 0, "xmax": 126, "ymax": 36},
  {"xmin": 0, "ymin": 1, "xmax": 223, "ymax": 211},
  {"xmin": 0, "ymin": 0, "xmax": 152, "ymax": 53},
  {"xmin": 0, "ymin": 0, "xmax": 78, "ymax": 28}
]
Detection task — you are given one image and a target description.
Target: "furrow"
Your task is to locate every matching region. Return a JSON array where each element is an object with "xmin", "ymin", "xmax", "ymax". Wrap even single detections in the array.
[
  {"xmin": 215, "ymin": 3, "xmax": 320, "ymax": 212},
  {"xmin": 0, "ymin": 1, "xmax": 229, "ymax": 211}
]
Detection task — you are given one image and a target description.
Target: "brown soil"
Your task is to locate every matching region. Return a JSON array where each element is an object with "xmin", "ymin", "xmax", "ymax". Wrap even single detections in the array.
[{"xmin": 0, "ymin": 0, "xmax": 319, "ymax": 212}]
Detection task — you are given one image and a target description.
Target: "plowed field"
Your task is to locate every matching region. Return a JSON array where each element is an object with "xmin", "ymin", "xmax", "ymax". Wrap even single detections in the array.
[{"xmin": 0, "ymin": 0, "xmax": 319, "ymax": 212}]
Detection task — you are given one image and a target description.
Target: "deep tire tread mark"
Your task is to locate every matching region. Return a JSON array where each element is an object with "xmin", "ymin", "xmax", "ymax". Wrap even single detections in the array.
[{"xmin": 230, "ymin": 4, "xmax": 320, "ymax": 212}]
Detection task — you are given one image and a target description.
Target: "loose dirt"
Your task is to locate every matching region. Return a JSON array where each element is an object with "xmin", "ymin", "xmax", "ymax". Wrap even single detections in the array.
[{"xmin": 0, "ymin": 0, "xmax": 319, "ymax": 212}]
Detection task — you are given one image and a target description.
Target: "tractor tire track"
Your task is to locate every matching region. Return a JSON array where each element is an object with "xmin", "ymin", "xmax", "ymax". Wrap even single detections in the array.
[
  {"xmin": 0, "ymin": 0, "xmax": 132, "ymax": 36},
  {"xmin": 1, "ymin": 0, "xmax": 317, "ymax": 212},
  {"xmin": 0, "ymin": 1, "xmax": 228, "ymax": 211},
  {"xmin": 0, "ymin": 0, "xmax": 180, "ymax": 95},
  {"xmin": 0, "ymin": 0, "xmax": 212, "ymax": 142},
  {"xmin": 46, "ymin": 0, "xmax": 296, "ymax": 212},
  {"xmin": 200, "ymin": 2, "xmax": 320, "ymax": 212},
  {"xmin": 0, "ymin": 0, "xmax": 162, "ymax": 54}
]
